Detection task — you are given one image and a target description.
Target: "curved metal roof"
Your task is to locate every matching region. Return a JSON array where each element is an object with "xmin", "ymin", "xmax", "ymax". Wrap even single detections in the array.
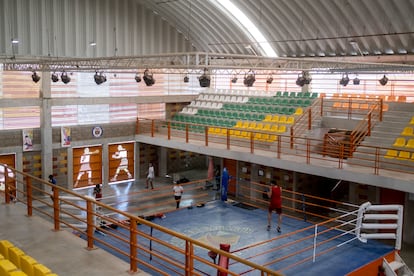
[{"xmin": 139, "ymin": 0, "xmax": 414, "ymax": 59}]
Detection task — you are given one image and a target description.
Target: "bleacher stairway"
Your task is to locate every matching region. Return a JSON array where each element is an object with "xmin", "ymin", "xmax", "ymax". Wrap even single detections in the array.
[{"xmin": 348, "ymin": 102, "xmax": 414, "ymax": 170}]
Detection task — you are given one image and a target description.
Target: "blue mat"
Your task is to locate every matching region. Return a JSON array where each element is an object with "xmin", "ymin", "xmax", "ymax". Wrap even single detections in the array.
[{"xmin": 90, "ymin": 200, "xmax": 394, "ymax": 275}]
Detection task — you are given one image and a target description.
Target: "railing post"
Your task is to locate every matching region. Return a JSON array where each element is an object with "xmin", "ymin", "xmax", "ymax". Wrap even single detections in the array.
[
  {"xmin": 367, "ymin": 112, "xmax": 372, "ymax": 136},
  {"xmin": 185, "ymin": 124, "xmax": 189, "ymax": 143},
  {"xmin": 167, "ymin": 122, "xmax": 171, "ymax": 140},
  {"xmin": 151, "ymin": 120, "xmax": 155, "ymax": 137},
  {"xmin": 185, "ymin": 241, "xmax": 194, "ymax": 276},
  {"xmin": 379, "ymin": 99, "xmax": 383, "ymax": 121},
  {"xmin": 86, "ymin": 201, "xmax": 94, "ymax": 250},
  {"xmin": 374, "ymin": 147, "xmax": 380, "ymax": 175},
  {"xmin": 205, "ymin": 126, "xmax": 208, "ymax": 146},
  {"xmin": 53, "ymin": 186, "xmax": 60, "ymax": 231},
  {"xmin": 308, "ymin": 108, "xmax": 312, "ymax": 130},
  {"xmin": 320, "ymin": 96, "xmax": 324, "ymax": 116},
  {"xmin": 250, "ymin": 132, "xmax": 254, "ymax": 154},
  {"xmin": 338, "ymin": 144, "xmax": 344, "ymax": 169},
  {"xmin": 26, "ymin": 177, "xmax": 33, "ymax": 216},
  {"xmin": 129, "ymin": 218, "xmax": 138, "ymax": 273},
  {"xmin": 4, "ymin": 170, "xmax": 10, "ymax": 204},
  {"xmin": 226, "ymin": 129, "xmax": 230, "ymax": 150},
  {"xmin": 290, "ymin": 127, "xmax": 294, "ymax": 149},
  {"xmin": 277, "ymin": 135, "xmax": 281, "ymax": 159}
]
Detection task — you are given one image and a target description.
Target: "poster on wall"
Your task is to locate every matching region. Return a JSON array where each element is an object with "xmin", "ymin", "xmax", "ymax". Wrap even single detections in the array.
[
  {"xmin": 73, "ymin": 145, "xmax": 102, "ymax": 189},
  {"xmin": 0, "ymin": 154, "xmax": 16, "ymax": 196},
  {"xmin": 109, "ymin": 142, "xmax": 134, "ymax": 183},
  {"xmin": 22, "ymin": 129, "xmax": 33, "ymax": 151},
  {"xmin": 61, "ymin": 127, "xmax": 72, "ymax": 147}
]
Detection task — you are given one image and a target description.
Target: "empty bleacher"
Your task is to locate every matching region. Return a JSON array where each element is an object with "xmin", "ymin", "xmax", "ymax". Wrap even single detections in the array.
[{"xmin": 0, "ymin": 240, "xmax": 56, "ymax": 276}]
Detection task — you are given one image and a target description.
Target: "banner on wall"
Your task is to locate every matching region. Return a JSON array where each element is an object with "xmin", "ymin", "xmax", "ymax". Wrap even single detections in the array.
[
  {"xmin": 73, "ymin": 145, "xmax": 102, "ymax": 189},
  {"xmin": 22, "ymin": 129, "xmax": 33, "ymax": 152},
  {"xmin": 109, "ymin": 143, "xmax": 134, "ymax": 183},
  {"xmin": 61, "ymin": 127, "xmax": 72, "ymax": 147},
  {"xmin": 0, "ymin": 154, "xmax": 16, "ymax": 193}
]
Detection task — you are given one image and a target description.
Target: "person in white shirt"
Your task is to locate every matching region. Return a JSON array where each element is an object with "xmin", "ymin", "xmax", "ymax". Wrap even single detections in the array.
[
  {"xmin": 173, "ymin": 181, "xmax": 184, "ymax": 209},
  {"xmin": 146, "ymin": 163, "xmax": 155, "ymax": 189}
]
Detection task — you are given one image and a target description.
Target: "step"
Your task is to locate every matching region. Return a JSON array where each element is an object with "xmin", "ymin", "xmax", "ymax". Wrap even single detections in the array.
[{"xmin": 389, "ymin": 260, "xmax": 405, "ymax": 271}]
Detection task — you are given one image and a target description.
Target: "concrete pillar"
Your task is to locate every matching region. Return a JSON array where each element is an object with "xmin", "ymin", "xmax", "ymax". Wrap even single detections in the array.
[
  {"xmin": 102, "ymin": 143, "xmax": 108, "ymax": 185},
  {"xmin": 158, "ymin": 147, "xmax": 168, "ymax": 177},
  {"xmin": 40, "ymin": 74, "xmax": 53, "ymax": 182},
  {"xmin": 135, "ymin": 142, "xmax": 140, "ymax": 178}
]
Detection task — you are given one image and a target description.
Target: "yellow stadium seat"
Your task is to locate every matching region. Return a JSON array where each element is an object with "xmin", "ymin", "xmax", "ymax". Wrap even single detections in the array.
[
  {"xmin": 286, "ymin": 117, "xmax": 295, "ymax": 124},
  {"xmin": 235, "ymin": 121, "xmax": 243, "ymax": 128},
  {"xmin": 33, "ymin": 263, "xmax": 51, "ymax": 276},
  {"xmin": 270, "ymin": 125, "xmax": 278, "ymax": 132},
  {"xmin": 279, "ymin": 116, "xmax": 287, "ymax": 124},
  {"xmin": 397, "ymin": 151, "xmax": 411, "ymax": 160},
  {"xmin": 0, "ymin": 259, "xmax": 18, "ymax": 275},
  {"xmin": 261, "ymin": 133, "xmax": 270, "ymax": 141},
  {"xmin": 333, "ymin": 102, "xmax": 341, "ymax": 108},
  {"xmin": 409, "ymin": 117, "xmax": 414, "ymax": 125},
  {"xmin": 0, "ymin": 240, "xmax": 14, "ymax": 259},
  {"xmin": 393, "ymin": 137, "xmax": 406, "ymax": 147},
  {"xmin": 351, "ymin": 103, "xmax": 359, "ymax": 109},
  {"xmin": 8, "ymin": 247, "xmax": 25, "ymax": 267},
  {"xmin": 254, "ymin": 133, "xmax": 262, "ymax": 140},
  {"xmin": 278, "ymin": 125, "xmax": 287, "ymax": 133},
  {"xmin": 271, "ymin": 115, "xmax": 279, "ymax": 122},
  {"xmin": 241, "ymin": 121, "xmax": 249, "ymax": 128},
  {"xmin": 262, "ymin": 124, "xmax": 271, "ymax": 131},
  {"xmin": 406, "ymin": 139, "xmax": 414, "ymax": 149},
  {"xmin": 384, "ymin": 150, "xmax": 398, "ymax": 159},
  {"xmin": 267, "ymin": 134, "xmax": 277, "ymax": 142},
  {"xmin": 255, "ymin": 123, "xmax": 264, "ymax": 130},
  {"xmin": 398, "ymin": 95, "xmax": 406, "ymax": 102},
  {"xmin": 294, "ymin": 107, "xmax": 303, "ymax": 116},
  {"xmin": 20, "ymin": 255, "xmax": 37, "ymax": 276},
  {"xmin": 9, "ymin": 271, "xmax": 29, "ymax": 276},
  {"xmin": 0, "ymin": 253, "xmax": 4, "ymax": 260},
  {"xmin": 248, "ymin": 122, "xmax": 257, "ymax": 129},
  {"xmin": 401, "ymin": 127, "xmax": 414, "ymax": 136},
  {"xmin": 263, "ymin": 115, "xmax": 272, "ymax": 122}
]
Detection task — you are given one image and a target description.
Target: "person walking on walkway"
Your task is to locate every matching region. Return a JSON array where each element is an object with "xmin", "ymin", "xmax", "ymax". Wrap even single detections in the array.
[
  {"xmin": 49, "ymin": 174, "xmax": 57, "ymax": 200},
  {"xmin": 267, "ymin": 180, "xmax": 282, "ymax": 233},
  {"xmin": 173, "ymin": 181, "xmax": 184, "ymax": 209},
  {"xmin": 146, "ymin": 162, "xmax": 154, "ymax": 189}
]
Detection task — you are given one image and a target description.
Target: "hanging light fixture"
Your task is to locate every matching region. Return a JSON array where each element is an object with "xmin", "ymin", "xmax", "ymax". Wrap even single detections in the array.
[
  {"xmin": 243, "ymin": 70, "xmax": 256, "ymax": 87},
  {"xmin": 94, "ymin": 71, "xmax": 107, "ymax": 85},
  {"xmin": 61, "ymin": 71, "xmax": 71, "ymax": 84},
  {"xmin": 379, "ymin": 75, "xmax": 388, "ymax": 86},
  {"xmin": 339, "ymin": 73, "xmax": 350, "ymax": 86},
  {"xmin": 198, "ymin": 68, "xmax": 211, "ymax": 87},
  {"xmin": 266, "ymin": 75, "xmax": 273, "ymax": 84},
  {"xmin": 51, "ymin": 72, "xmax": 59, "ymax": 83},
  {"xmin": 183, "ymin": 74, "xmax": 189, "ymax": 83},
  {"xmin": 143, "ymin": 69, "xmax": 155, "ymax": 86},
  {"xmin": 353, "ymin": 76, "xmax": 360, "ymax": 85},
  {"xmin": 231, "ymin": 74, "xmax": 238, "ymax": 83},
  {"xmin": 31, "ymin": 72, "xmax": 41, "ymax": 83},
  {"xmin": 134, "ymin": 73, "xmax": 141, "ymax": 83},
  {"xmin": 296, "ymin": 73, "xmax": 305, "ymax": 87}
]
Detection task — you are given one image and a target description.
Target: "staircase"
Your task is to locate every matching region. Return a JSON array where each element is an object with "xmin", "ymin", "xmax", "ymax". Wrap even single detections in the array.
[{"xmin": 383, "ymin": 251, "xmax": 414, "ymax": 276}]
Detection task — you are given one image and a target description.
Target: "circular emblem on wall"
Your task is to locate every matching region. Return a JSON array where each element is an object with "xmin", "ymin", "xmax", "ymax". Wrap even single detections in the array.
[{"xmin": 92, "ymin": 126, "xmax": 103, "ymax": 138}]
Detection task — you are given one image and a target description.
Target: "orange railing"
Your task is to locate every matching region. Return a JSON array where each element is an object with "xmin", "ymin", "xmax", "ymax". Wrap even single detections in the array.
[
  {"xmin": 0, "ymin": 165, "xmax": 282, "ymax": 276},
  {"xmin": 2, "ymin": 164, "xmax": 385, "ymax": 275},
  {"xmin": 136, "ymin": 111, "xmax": 414, "ymax": 177}
]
